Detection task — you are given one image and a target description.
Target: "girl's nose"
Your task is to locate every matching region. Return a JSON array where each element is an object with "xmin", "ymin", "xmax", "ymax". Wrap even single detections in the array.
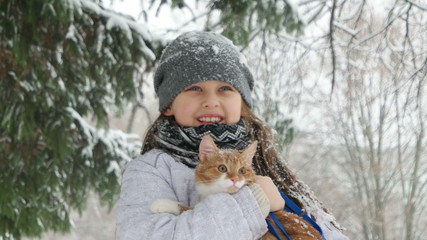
[{"xmin": 202, "ymin": 94, "xmax": 220, "ymax": 108}]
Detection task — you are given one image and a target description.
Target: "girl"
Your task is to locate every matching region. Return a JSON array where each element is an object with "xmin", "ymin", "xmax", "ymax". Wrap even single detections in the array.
[{"xmin": 117, "ymin": 31, "xmax": 348, "ymax": 240}]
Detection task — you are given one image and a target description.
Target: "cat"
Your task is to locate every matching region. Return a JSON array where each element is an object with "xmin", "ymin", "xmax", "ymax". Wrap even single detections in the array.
[{"xmin": 150, "ymin": 135, "xmax": 322, "ymax": 240}]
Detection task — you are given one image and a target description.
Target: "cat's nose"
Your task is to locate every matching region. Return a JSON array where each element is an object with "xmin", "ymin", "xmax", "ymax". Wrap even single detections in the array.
[{"xmin": 231, "ymin": 178, "xmax": 238, "ymax": 183}]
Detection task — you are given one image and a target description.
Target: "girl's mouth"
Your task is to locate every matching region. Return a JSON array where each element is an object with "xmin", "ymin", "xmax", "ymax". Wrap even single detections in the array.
[{"xmin": 197, "ymin": 116, "xmax": 223, "ymax": 124}]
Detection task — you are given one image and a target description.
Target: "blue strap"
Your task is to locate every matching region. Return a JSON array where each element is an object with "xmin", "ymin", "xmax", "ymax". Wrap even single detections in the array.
[
  {"xmin": 267, "ymin": 212, "xmax": 292, "ymax": 240},
  {"xmin": 266, "ymin": 214, "xmax": 283, "ymax": 240},
  {"xmin": 265, "ymin": 190, "xmax": 326, "ymax": 240},
  {"xmin": 279, "ymin": 191, "xmax": 326, "ymax": 240}
]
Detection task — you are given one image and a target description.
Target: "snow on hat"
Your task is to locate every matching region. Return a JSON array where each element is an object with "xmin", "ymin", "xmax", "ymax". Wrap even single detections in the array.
[{"xmin": 154, "ymin": 31, "xmax": 255, "ymax": 112}]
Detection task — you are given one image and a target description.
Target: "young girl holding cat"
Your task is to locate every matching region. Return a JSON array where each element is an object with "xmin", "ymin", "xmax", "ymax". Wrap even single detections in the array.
[{"xmin": 117, "ymin": 31, "xmax": 349, "ymax": 240}]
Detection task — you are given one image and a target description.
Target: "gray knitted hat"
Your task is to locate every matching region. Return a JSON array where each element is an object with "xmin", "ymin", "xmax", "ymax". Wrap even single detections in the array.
[{"xmin": 154, "ymin": 31, "xmax": 254, "ymax": 112}]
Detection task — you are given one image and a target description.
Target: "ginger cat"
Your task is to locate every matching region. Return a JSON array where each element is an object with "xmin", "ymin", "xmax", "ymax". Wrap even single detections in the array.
[{"xmin": 150, "ymin": 135, "xmax": 322, "ymax": 240}]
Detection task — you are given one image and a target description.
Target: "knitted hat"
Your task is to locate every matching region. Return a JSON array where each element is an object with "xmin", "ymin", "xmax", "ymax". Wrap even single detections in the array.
[{"xmin": 154, "ymin": 31, "xmax": 255, "ymax": 112}]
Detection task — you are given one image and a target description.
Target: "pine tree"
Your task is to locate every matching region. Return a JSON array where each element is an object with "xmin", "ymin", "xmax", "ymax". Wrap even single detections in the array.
[
  {"xmin": 0, "ymin": 0, "xmax": 154, "ymax": 238},
  {"xmin": 1, "ymin": 0, "xmax": 304, "ymax": 238},
  {"xmin": 147, "ymin": 0, "xmax": 304, "ymax": 46},
  {"xmin": 210, "ymin": 0, "xmax": 304, "ymax": 46}
]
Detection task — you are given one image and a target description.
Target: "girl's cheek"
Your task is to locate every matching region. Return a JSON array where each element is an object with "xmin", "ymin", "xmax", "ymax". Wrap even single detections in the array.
[{"xmin": 181, "ymin": 102, "xmax": 197, "ymax": 113}]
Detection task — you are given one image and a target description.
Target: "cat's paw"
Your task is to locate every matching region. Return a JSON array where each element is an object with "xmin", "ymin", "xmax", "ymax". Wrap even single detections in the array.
[{"xmin": 150, "ymin": 199, "xmax": 181, "ymax": 215}]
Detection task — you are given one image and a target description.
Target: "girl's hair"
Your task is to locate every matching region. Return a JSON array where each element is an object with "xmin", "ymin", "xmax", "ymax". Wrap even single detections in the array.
[
  {"xmin": 141, "ymin": 105, "xmax": 329, "ymax": 219},
  {"xmin": 240, "ymin": 104, "xmax": 322, "ymax": 212},
  {"xmin": 141, "ymin": 114, "xmax": 172, "ymax": 155}
]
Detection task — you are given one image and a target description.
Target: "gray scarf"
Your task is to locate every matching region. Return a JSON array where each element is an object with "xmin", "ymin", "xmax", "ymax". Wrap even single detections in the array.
[{"xmin": 154, "ymin": 119, "xmax": 250, "ymax": 168}]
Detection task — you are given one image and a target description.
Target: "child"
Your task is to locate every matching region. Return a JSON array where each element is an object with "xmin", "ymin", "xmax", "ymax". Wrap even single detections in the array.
[{"xmin": 117, "ymin": 31, "xmax": 348, "ymax": 240}]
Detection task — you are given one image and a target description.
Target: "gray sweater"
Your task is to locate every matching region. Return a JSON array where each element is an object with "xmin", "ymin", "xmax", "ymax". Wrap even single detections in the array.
[{"xmin": 117, "ymin": 149, "xmax": 268, "ymax": 240}]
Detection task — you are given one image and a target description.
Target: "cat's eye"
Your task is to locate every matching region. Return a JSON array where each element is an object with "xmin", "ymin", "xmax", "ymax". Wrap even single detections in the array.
[
  {"xmin": 217, "ymin": 164, "xmax": 227, "ymax": 173},
  {"xmin": 238, "ymin": 168, "xmax": 246, "ymax": 174}
]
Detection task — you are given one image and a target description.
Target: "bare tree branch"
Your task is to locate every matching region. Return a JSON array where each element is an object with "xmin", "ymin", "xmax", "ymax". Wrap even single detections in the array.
[{"xmin": 329, "ymin": 0, "xmax": 337, "ymax": 95}]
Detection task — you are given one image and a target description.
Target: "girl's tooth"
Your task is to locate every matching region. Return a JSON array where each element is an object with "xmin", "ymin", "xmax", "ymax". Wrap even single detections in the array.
[{"xmin": 199, "ymin": 117, "xmax": 221, "ymax": 122}]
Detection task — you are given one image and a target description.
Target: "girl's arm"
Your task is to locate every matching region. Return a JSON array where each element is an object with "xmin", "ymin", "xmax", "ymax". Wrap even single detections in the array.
[{"xmin": 117, "ymin": 151, "xmax": 268, "ymax": 240}]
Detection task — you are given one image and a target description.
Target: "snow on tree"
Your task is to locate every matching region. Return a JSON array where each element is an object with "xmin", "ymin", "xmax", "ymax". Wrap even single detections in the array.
[
  {"xmin": 143, "ymin": 0, "xmax": 304, "ymax": 46},
  {"xmin": 0, "ymin": 0, "xmax": 154, "ymax": 238},
  {"xmin": 257, "ymin": 1, "xmax": 427, "ymax": 239},
  {"xmin": 0, "ymin": 0, "xmax": 310, "ymax": 239}
]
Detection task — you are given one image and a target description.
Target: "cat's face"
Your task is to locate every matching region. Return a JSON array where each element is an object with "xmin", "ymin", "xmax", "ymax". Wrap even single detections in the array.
[{"xmin": 195, "ymin": 135, "xmax": 257, "ymax": 198}]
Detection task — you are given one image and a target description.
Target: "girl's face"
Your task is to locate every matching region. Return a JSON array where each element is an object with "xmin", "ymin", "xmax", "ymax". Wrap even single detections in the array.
[{"xmin": 163, "ymin": 80, "xmax": 243, "ymax": 127}]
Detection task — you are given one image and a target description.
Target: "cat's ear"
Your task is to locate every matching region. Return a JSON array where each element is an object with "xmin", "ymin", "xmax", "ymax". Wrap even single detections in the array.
[
  {"xmin": 199, "ymin": 135, "xmax": 218, "ymax": 162},
  {"xmin": 241, "ymin": 141, "xmax": 257, "ymax": 165}
]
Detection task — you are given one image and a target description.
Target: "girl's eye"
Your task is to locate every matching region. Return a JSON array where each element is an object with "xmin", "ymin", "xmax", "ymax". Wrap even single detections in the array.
[
  {"xmin": 219, "ymin": 86, "xmax": 233, "ymax": 91},
  {"xmin": 238, "ymin": 168, "xmax": 246, "ymax": 174},
  {"xmin": 217, "ymin": 164, "xmax": 228, "ymax": 173},
  {"xmin": 186, "ymin": 86, "xmax": 202, "ymax": 91}
]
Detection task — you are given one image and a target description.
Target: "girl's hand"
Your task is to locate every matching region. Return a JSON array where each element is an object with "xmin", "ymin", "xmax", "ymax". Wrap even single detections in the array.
[{"xmin": 254, "ymin": 175, "xmax": 285, "ymax": 212}]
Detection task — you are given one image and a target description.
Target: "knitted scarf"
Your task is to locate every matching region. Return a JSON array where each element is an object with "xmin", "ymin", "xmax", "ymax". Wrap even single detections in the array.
[{"xmin": 154, "ymin": 119, "xmax": 250, "ymax": 168}]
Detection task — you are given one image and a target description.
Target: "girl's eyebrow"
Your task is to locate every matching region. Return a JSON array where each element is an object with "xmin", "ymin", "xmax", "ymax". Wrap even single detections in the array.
[{"xmin": 221, "ymin": 84, "xmax": 236, "ymax": 89}]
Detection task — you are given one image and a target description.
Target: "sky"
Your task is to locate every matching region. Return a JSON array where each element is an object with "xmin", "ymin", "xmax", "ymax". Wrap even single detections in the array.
[{"xmin": 103, "ymin": 0, "xmax": 209, "ymax": 41}]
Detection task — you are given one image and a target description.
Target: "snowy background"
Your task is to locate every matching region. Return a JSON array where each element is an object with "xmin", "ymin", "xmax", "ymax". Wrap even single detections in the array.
[{"xmin": 19, "ymin": 0, "xmax": 427, "ymax": 239}]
